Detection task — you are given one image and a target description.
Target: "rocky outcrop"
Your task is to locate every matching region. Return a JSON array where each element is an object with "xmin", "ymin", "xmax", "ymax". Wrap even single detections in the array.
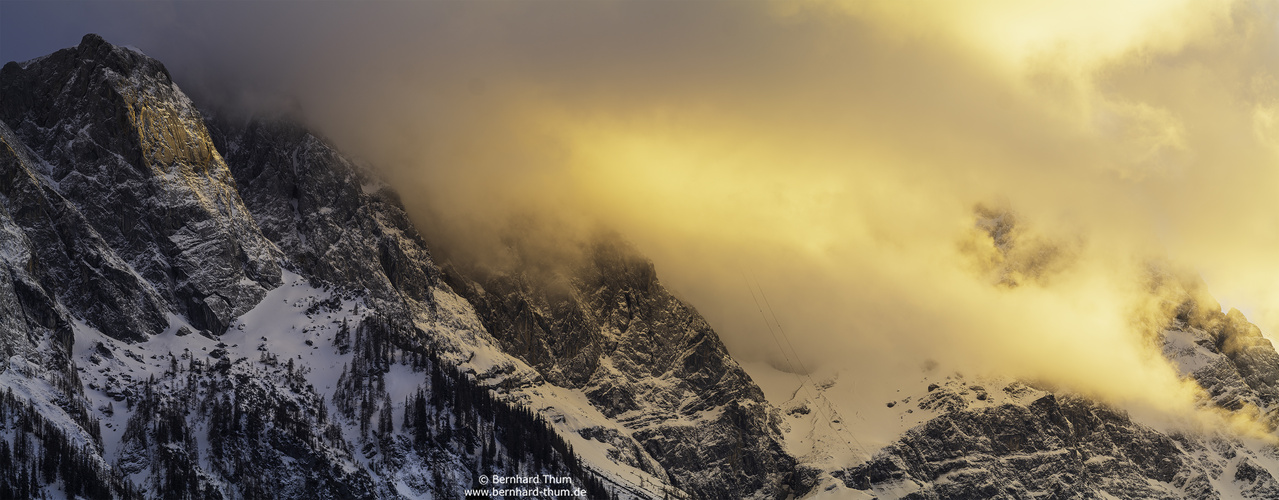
[
  {"xmin": 206, "ymin": 107, "xmax": 810, "ymax": 498},
  {"xmin": 843, "ymin": 392, "xmax": 1194, "ymax": 498},
  {"xmin": 444, "ymin": 232, "xmax": 801, "ymax": 499},
  {"xmin": 1, "ymin": 34, "xmax": 280, "ymax": 337},
  {"xmin": 1153, "ymin": 270, "xmax": 1279, "ymax": 427},
  {"xmin": 1, "ymin": 34, "xmax": 791, "ymax": 500},
  {"xmin": 0, "ymin": 35, "xmax": 609, "ymax": 500},
  {"xmin": 838, "ymin": 377, "xmax": 1279, "ymax": 500},
  {"xmin": 205, "ymin": 118, "xmax": 441, "ymax": 306},
  {"xmin": 1216, "ymin": 309, "xmax": 1279, "ymax": 406},
  {"xmin": 0, "ymin": 117, "xmax": 166, "ymax": 343},
  {"xmin": 820, "ymin": 215, "xmax": 1279, "ymax": 499}
]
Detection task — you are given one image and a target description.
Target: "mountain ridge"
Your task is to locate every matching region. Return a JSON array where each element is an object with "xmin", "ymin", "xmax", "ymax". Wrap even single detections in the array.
[
  {"xmin": 0, "ymin": 34, "xmax": 793, "ymax": 500},
  {"xmin": 5, "ymin": 33, "xmax": 1279, "ymax": 500}
]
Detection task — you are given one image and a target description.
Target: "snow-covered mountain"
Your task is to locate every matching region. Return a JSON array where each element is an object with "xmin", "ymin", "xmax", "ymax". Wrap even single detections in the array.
[
  {"xmin": 739, "ymin": 210, "xmax": 1279, "ymax": 499},
  {"xmin": 4, "ymin": 33, "xmax": 1279, "ymax": 500},
  {"xmin": 757, "ymin": 366, "xmax": 1279, "ymax": 499},
  {"xmin": 441, "ymin": 231, "xmax": 798, "ymax": 499},
  {"xmin": 0, "ymin": 34, "xmax": 791, "ymax": 499}
]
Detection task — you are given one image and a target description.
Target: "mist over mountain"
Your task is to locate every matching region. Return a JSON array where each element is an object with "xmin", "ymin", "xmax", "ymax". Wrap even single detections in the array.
[
  {"xmin": 5, "ymin": 1, "xmax": 1279, "ymax": 499},
  {"xmin": 12, "ymin": 0, "xmax": 1277, "ymax": 403},
  {"xmin": 0, "ymin": 34, "xmax": 800, "ymax": 500}
]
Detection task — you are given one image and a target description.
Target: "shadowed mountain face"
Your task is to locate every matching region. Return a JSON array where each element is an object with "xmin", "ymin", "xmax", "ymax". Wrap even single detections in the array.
[
  {"xmin": 0, "ymin": 34, "xmax": 798, "ymax": 500},
  {"xmin": 443, "ymin": 232, "xmax": 800, "ymax": 499},
  {"xmin": 207, "ymin": 114, "xmax": 803, "ymax": 498},
  {"xmin": 205, "ymin": 118, "xmax": 443, "ymax": 307},
  {"xmin": 6, "ymin": 32, "xmax": 1279, "ymax": 500},
  {"xmin": 1, "ymin": 34, "xmax": 280, "ymax": 339}
]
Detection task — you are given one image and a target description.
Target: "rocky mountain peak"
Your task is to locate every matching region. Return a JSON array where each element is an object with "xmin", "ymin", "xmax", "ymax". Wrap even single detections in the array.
[
  {"xmin": 74, "ymin": 33, "xmax": 172, "ymax": 82},
  {"xmin": 442, "ymin": 228, "xmax": 799, "ymax": 498},
  {"xmin": 15, "ymin": 32, "xmax": 1279, "ymax": 500},
  {"xmin": 1, "ymin": 34, "xmax": 280, "ymax": 339}
]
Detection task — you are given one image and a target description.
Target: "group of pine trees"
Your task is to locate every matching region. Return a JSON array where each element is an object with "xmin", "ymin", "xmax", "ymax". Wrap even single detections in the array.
[
  {"xmin": 0, "ymin": 316, "xmax": 143, "ymax": 499},
  {"xmin": 0, "ymin": 388, "xmax": 141, "ymax": 500},
  {"xmin": 2, "ymin": 304, "xmax": 641, "ymax": 499},
  {"xmin": 399, "ymin": 363, "xmax": 613, "ymax": 499},
  {"xmin": 113, "ymin": 346, "xmax": 364, "ymax": 500},
  {"xmin": 335, "ymin": 313, "xmax": 618, "ymax": 499}
]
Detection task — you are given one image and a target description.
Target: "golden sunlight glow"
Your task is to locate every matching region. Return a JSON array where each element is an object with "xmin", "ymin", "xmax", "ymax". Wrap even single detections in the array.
[
  {"xmin": 559, "ymin": 119, "xmax": 852, "ymax": 257},
  {"xmin": 306, "ymin": 0, "xmax": 1279, "ymax": 438},
  {"xmin": 813, "ymin": 0, "xmax": 1231, "ymax": 75}
]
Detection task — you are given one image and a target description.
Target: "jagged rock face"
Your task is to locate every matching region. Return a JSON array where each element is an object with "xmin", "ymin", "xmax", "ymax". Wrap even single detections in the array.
[
  {"xmin": 1161, "ymin": 310, "xmax": 1279, "ymax": 426},
  {"xmin": 0, "ymin": 34, "xmax": 280, "ymax": 337},
  {"xmin": 806, "ymin": 215, "xmax": 1279, "ymax": 499},
  {"xmin": 844, "ymin": 393, "xmax": 1190, "ymax": 498},
  {"xmin": 0, "ymin": 122, "xmax": 118, "ymax": 499},
  {"xmin": 1151, "ymin": 270, "xmax": 1279, "ymax": 427},
  {"xmin": 1218, "ymin": 309, "xmax": 1279, "ymax": 404},
  {"xmin": 0, "ymin": 158, "xmax": 85, "ymax": 398},
  {"xmin": 205, "ymin": 118, "xmax": 440, "ymax": 305},
  {"xmin": 444, "ymin": 234, "xmax": 800, "ymax": 499},
  {"xmin": 0, "ymin": 204, "xmax": 36, "ymax": 345},
  {"xmin": 842, "ymin": 383, "xmax": 1279, "ymax": 500},
  {"xmin": 1, "ymin": 34, "xmax": 767, "ymax": 500},
  {"xmin": 969, "ymin": 222, "xmax": 1279, "ymax": 429},
  {"xmin": 1, "ymin": 118, "xmax": 167, "ymax": 342},
  {"xmin": 0, "ymin": 165, "xmax": 63, "ymax": 353}
]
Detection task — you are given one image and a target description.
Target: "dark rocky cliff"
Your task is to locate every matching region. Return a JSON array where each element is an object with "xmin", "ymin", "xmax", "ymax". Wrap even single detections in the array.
[
  {"xmin": 443, "ymin": 232, "xmax": 801, "ymax": 499},
  {"xmin": 0, "ymin": 34, "xmax": 799, "ymax": 500},
  {"xmin": 1, "ymin": 34, "xmax": 280, "ymax": 339}
]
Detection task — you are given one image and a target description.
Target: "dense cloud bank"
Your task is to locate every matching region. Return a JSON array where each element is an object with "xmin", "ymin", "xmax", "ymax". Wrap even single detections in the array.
[{"xmin": 7, "ymin": 0, "xmax": 1279, "ymax": 428}]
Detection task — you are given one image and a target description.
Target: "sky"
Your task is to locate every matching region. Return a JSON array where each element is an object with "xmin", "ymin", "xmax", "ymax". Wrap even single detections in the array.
[{"xmin": 6, "ymin": 0, "xmax": 1279, "ymax": 428}]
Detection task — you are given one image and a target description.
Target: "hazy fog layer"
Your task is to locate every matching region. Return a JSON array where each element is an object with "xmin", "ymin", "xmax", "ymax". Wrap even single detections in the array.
[{"xmin": 11, "ymin": 1, "xmax": 1279, "ymax": 429}]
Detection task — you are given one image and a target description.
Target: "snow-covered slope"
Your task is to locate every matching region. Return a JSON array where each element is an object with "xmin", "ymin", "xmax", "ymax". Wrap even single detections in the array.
[
  {"xmin": 0, "ymin": 35, "xmax": 653, "ymax": 499},
  {"xmin": 748, "ymin": 361, "xmax": 1279, "ymax": 499},
  {"xmin": 442, "ymin": 232, "xmax": 800, "ymax": 499},
  {"xmin": 732, "ymin": 208, "xmax": 1279, "ymax": 500},
  {"xmin": 7, "ymin": 32, "xmax": 1279, "ymax": 500},
  {"xmin": 0, "ymin": 33, "xmax": 800, "ymax": 500},
  {"xmin": 204, "ymin": 115, "xmax": 718, "ymax": 499}
]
